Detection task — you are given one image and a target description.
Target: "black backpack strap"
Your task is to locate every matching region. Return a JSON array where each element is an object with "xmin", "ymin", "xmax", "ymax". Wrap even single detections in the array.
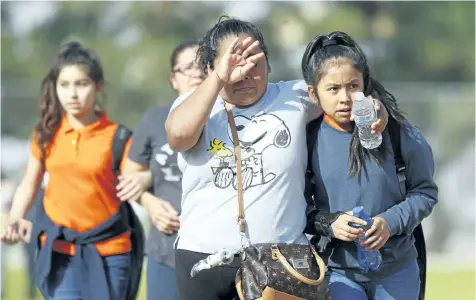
[
  {"xmin": 387, "ymin": 118, "xmax": 406, "ymax": 196},
  {"xmin": 111, "ymin": 124, "xmax": 133, "ymax": 174},
  {"xmin": 305, "ymin": 116, "xmax": 343, "ymax": 256},
  {"xmin": 387, "ymin": 118, "xmax": 426, "ymax": 300},
  {"xmin": 111, "ymin": 124, "xmax": 145, "ymax": 299},
  {"xmin": 305, "ymin": 116, "xmax": 324, "ymax": 204}
]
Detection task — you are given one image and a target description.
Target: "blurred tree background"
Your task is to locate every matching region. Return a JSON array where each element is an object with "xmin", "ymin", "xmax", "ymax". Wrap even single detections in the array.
[
  {"xmin": 1, "ymin": 1, "xmax": 474, "ymax": 138},
  {"xmin": 2, "ymin": 0, "xmax": 475, "ymax": 251},
  {"xmin": 1, "ymin": 2, "xmax": 475, "ymax": 299}
]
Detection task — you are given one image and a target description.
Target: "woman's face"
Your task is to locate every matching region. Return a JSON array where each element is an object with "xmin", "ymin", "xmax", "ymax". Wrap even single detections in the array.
[
  {"xmin": 170, "ymin": 46, "xmax": 205, "ymax": 96},
  {"xmin": 308, "ymin": 58, "xmax": 364, "ymax": 126},
  {"xmin": 56, "ymin": 64, "xmax": 99, "ymax": 119},
  {"xmin": 214, "ymin": 33, "xmax": 268, "ymax": 108}
]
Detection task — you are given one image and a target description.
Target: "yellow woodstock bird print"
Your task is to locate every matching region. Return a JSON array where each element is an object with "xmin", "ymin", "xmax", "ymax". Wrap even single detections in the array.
[{"xmin": 207, "ymin": 138, "xmax": 233, "ymax": 174}]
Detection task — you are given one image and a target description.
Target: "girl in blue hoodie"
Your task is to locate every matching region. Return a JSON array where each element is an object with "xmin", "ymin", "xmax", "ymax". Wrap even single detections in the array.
[{"xmin": 302, "ymin": 31, "xmax": 438, "ymax": 300}]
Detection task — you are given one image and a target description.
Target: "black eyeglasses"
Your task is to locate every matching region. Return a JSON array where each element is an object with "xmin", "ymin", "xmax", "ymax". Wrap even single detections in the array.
[{"xmin": 173, "ymin": 61, "xmax": 199, "ymax": 74}]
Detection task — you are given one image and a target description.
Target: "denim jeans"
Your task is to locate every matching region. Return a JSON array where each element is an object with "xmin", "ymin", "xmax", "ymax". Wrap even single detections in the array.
[
  {"xmin": 146, "ymin": 258, "xmax": 179, "ymax": 300},
  {"xmin": 24, "ymin": 242, "xmax": 37, "ymax": 298},
  {"xmin": 47, "ymin": 252, "xmax": 131, "ymax": 300},
  {"xmin": 327, "ymin": 260, "xmax": 420, "ymax": 300}
]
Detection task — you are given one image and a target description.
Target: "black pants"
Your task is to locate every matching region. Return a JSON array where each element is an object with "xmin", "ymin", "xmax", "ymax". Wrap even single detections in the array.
[{"xmin": 175, "ymin": 249, "xmax": 241, "ymax": 300}]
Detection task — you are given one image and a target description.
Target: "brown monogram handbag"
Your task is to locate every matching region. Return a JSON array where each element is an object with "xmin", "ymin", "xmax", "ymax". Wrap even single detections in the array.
[{"xmin": 224, "ymin": 103, "xmax": 331, "ymax": 300}]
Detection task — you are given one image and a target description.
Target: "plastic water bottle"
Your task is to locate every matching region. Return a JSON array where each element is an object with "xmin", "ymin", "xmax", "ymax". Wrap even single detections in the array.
[
  {"xmin": 190, "ymin": 248, "xmax": 235, "ymax": 277},
  {"xmin": 352, "ymin": 92, "xmax": 382, "ymax": 149},
  {"xmin": 350, "ymin": 206, "xmax": 382, "ymax": 272}
]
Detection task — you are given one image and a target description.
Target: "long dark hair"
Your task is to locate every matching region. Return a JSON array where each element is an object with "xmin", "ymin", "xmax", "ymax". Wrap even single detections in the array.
[
  {"xmin": 196, "ymin": 15, "xmax": 271, "ymax": 75},
  {"xmin": 301, "ymin": 31, "xmax": 407, "ymax": 177},
  {"xmin": 34, "ymin": 41, "xmax": 104, "ymax": 162}
]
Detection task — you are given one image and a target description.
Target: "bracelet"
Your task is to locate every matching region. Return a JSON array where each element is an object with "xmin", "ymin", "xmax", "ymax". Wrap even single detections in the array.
[{"xmin": 215, "ymin": 72, "xmax": 227, "ymax": 85}]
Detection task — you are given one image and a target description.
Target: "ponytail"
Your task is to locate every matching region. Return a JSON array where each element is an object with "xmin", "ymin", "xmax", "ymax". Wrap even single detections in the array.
[
  {"xmin": 33, "ymin": 41, "xmax": 105, "ymax": 162},
  {"xmin": 301, "ymin": 31, "xmax": 407, "ymax": 177}
]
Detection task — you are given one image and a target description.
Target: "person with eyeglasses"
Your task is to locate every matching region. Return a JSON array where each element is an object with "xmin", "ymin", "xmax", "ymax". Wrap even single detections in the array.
[
  {"xmin": 165, "ymin": 17, "xmax": 389, "ymax": 300},
  {"xmin": 170, "ymin": 42, "xmax": 205, "ymax": 93},
  {"xmin": 118, "ymin": 39, "xmax": 205, "ymax": 300}
]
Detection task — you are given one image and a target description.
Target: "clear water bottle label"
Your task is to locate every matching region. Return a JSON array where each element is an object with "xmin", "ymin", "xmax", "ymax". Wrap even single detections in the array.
[{"xmin": 354, "ymin": 107, "xmax": 377, "ymax": 125}]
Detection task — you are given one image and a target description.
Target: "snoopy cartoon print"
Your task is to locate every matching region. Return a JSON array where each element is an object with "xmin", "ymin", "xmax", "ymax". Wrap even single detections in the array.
[{"xmin": 208, "ymin": 113, "xmax": 291, "ymax": 190}]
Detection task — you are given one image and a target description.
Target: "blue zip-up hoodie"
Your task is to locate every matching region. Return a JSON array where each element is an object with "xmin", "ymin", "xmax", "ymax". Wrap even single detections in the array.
[
  {"xmin": 311, "ymin": 119, "xmax": 438, "ymax": 281},
  {"xmin": 34, "ymin": 202, "xmax": 144, "ymax": 300}
]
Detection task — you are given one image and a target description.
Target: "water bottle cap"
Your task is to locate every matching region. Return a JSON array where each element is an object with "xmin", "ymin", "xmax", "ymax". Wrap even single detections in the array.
[
  {"xmin": 352, "ymin": 206, "xmax": 364, "ymax": 216},
  {"xmin": 353, "ymin": 92, "xmax": 365, "ymax": 101}
]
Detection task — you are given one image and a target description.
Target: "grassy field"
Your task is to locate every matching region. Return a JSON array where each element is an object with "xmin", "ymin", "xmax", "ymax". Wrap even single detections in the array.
[{"xmin": 2, "ymin": 266, "xmax": 474, "ymax": 300}]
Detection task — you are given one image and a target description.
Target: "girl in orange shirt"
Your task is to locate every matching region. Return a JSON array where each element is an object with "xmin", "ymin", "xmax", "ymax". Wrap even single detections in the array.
[{"xmin": 1, "ymin": 41, "xmax": 145, "ymax": 300}]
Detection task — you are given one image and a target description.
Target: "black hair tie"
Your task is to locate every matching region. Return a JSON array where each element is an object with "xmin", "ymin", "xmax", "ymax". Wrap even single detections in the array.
[{"xmin": 322, "ymin": 39, "xmax": 338, "ymax": 47}]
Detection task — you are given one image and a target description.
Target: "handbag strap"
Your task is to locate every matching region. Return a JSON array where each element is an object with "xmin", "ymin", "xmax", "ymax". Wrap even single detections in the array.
[
  {"xmin": 225, "ymin": 103, "xmax": 327, "ymax": 287},
  {"xmin": 224, "ymin": 102, "xmax": 246, "ymax": 235}
]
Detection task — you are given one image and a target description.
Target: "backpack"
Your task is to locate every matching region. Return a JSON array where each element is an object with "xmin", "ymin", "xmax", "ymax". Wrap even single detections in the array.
[
  {"xmin": 305, "ymin": 117, "xmax": 426, "ymax": 300},
  {"xmin": 111, "ymin": 124, "xmax": 134, "ymax": 174},
  {"xmin": 111, "ymin": 124, "xmax": 146, "ymax": 300}
]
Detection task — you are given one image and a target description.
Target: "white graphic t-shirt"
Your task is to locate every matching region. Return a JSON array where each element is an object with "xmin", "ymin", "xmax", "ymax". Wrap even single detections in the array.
[{"xmin": 171, "ymin": 80, "xmax": 322, "ymax": 254}]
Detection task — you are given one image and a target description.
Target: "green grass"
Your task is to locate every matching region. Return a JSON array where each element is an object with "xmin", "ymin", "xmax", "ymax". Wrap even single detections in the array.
[
  {"xmin": 2, "ymin": 266, "xmax": 146, "ymax": 300},
  {"xmin": 2, "ymin": 267, "xmax": 474, "ymax": 300},
  {"xmin": 426, "ymin": 270, "xmax": 475, "ymax": 300}
]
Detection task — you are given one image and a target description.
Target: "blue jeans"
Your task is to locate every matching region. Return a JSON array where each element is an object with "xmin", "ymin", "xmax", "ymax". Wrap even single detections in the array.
[
  {"xmin": 327, "ymin": 260, "xmax": 420, "ymax": 300},
  {"xmin": 47, "ymin": 252, "xmax": 131, "ymax": 300},
  {"xmin": 147, "ymin": 258, "xmax": 179, "ymax": 300},
  {"xmin": 24, "ymin": 242, "xmax": 37, "ymax": 298}
]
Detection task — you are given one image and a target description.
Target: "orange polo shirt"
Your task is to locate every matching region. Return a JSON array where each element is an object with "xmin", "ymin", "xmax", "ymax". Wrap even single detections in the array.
[
  {"xmin": 324, "ymin": 114, "xmax": 349, "ymax": 132},
  {"xmin": 31, "ymin": 112, "xmax": 132, "ymax": 256}
]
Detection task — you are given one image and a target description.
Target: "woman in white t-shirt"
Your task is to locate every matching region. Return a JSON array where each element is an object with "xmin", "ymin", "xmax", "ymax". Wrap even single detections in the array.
[{"xmin": 166, "ymin": 16, "xmax": 388, "ymax": 300}]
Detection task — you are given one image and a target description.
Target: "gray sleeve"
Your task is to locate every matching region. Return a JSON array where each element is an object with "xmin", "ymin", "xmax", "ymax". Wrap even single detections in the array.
[
  {"xmin": 128, "ymin": 110, "xmax": 155, "ymax": 165},
  {"xmin": 289, "ymin": 80, "xmax": 323, "ymax": 123},
  {"xmin": 169, "ymin": 90, "xmax": 194, "ymax": 114},
  {"xmin": 378, "ymin": 122, "xmax": 438, "ymax": 236}
]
